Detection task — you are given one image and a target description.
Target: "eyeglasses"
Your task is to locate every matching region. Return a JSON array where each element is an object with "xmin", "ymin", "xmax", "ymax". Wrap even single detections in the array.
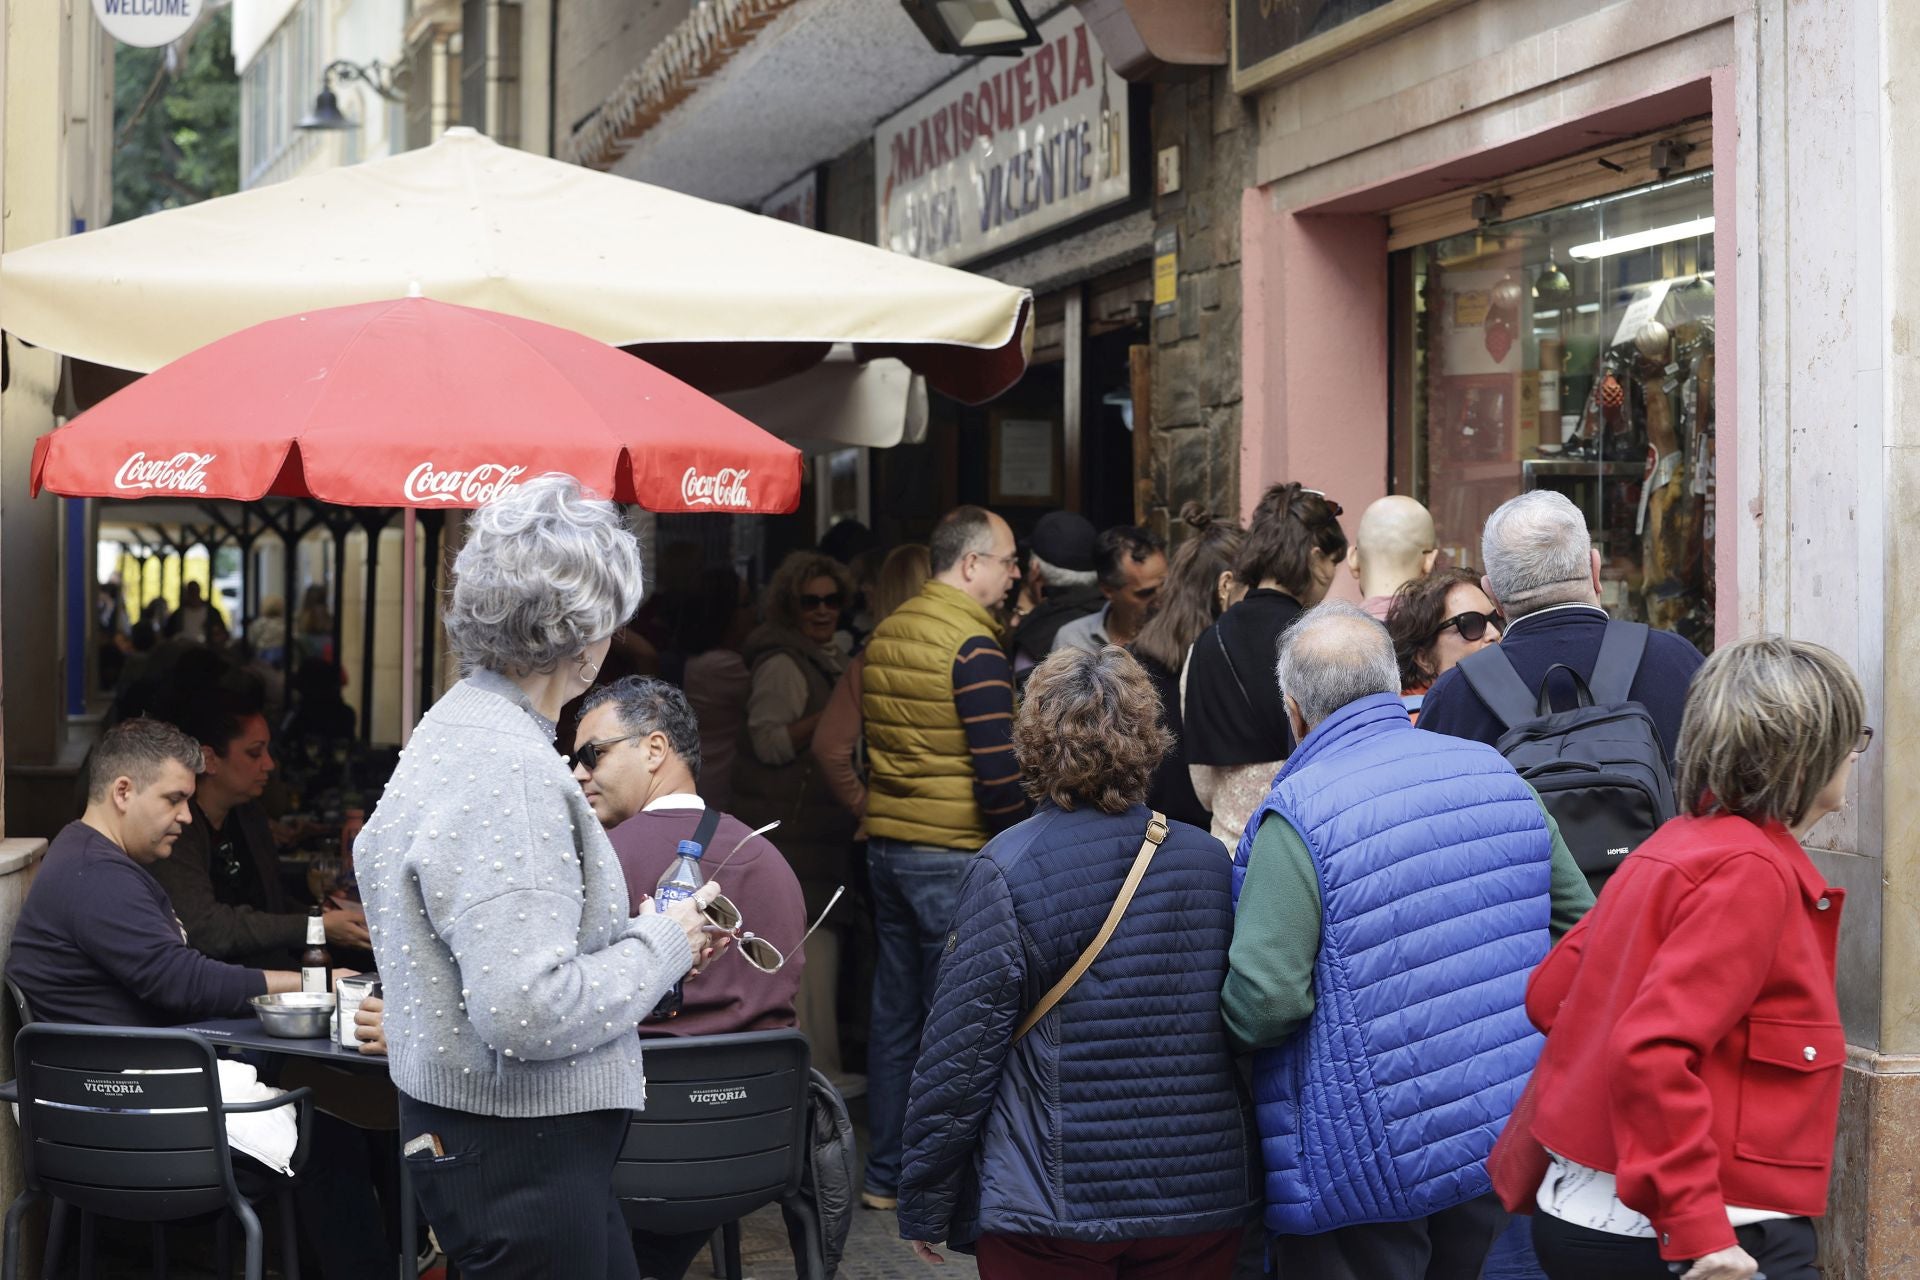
[
  {"xmin": 701, "ymin": 884, "xmax": 845, "ymax": 973},
  {"xmin": 1432, "ymin": 610, "xmax": 1502, "ymax": 644},
  {"xmin": 569, "ymin": 733, "xmax": 642, "ymax": 772},
  {"xmin": 1856, "ymin": 726, "xmax": 1875, "ymax": 754},
  {"xmin": 798, "ymin": 592, "xmax": 845, "ymax": 611},
  {"xmin": 972, "ymin": 550, "xmax": 1020, "ymax": 569}
]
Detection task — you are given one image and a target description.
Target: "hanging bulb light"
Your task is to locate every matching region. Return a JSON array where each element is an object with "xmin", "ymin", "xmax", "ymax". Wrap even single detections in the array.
[{"xmin": 1534, "ymin": 252, "xmax": 1573, "ymax": 307}]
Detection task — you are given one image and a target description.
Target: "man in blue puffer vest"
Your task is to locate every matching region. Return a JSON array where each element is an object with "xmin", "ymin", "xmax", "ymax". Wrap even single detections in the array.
[{"xmin": 1222, "ymin": 602, "xmax": 1593, "ymax": 1279}]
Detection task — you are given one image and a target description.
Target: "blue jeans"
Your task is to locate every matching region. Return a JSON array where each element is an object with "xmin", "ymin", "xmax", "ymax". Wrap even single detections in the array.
[
  {"xmin": 1481, "ymin": 1215, "xmax": 1547, "ymax": 1279},
  {"xmin": 863, "ymin": 838, "xmax": 971, "ymax": 1197}
]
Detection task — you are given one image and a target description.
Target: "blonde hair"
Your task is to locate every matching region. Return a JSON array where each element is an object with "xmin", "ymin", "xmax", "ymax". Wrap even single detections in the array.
[
  {"xmin": 868, "ymin": 544, "xmax": 930, "ymax": 626},
  {"xmin": 1676, "ymin": 636, "xmax": 1865, "ymax": 826}
]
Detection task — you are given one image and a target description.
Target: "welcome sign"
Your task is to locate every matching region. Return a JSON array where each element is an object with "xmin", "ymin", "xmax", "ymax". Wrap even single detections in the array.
[{"xmin": 876, "ymin": 8, "xmax": 1131, "ymax": 267}]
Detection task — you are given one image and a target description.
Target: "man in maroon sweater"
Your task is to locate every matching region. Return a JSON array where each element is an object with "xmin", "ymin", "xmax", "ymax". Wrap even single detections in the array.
[
  {"xmin": 570, "ymin": 676, "xmax": 810, "ymax": 1280},
  {"xmin": 572, "ymin": 676, "xmax": 807, "ymax": 1038}
]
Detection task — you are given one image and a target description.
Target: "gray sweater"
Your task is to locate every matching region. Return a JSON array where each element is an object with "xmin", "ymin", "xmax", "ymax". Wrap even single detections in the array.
[{"xmin": 358, "ymin": 670, "xmax": 692, "ymax": 1117}]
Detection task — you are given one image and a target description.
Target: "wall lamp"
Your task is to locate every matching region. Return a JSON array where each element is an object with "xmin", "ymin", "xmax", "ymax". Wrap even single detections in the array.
[
  {"xmin": 298, "ymin": 59, "xmax": 405, "ymax": 132},
  {"xmin": 900, "ymin": 0, "xmax": 1042, "ymax": 57}
]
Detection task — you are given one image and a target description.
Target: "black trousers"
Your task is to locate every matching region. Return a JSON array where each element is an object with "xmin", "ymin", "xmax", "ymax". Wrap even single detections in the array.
[
  {"xmin": 631, "ymin": 1227, "xmax": 710, "ymax": 1280},
  {"xmin": 398, "ymin": 1094, "xmax": 640, "ymax": 1280},
  {"xmin": 1270, "ymin": 1192, "xmax": 1507, "ymax": 1280},
  {"xmin": 1532, "ymin": 1211, "xmax": 1818, "ymax": 1280}
]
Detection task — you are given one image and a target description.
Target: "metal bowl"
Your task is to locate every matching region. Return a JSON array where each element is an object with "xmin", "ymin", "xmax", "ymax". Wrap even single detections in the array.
[{"xmin": 251, "ymin": 992, "xmax": 336, "ymax": 1039}]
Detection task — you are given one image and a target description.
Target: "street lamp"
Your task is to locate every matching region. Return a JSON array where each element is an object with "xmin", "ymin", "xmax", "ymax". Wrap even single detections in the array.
[
  {"xmin": 297, "ymin": 59, "xmax": 404, "ymax": 132},
  {"xmin": 899, "ymin": 0, "xmax": 1041, "ymax": 56}
]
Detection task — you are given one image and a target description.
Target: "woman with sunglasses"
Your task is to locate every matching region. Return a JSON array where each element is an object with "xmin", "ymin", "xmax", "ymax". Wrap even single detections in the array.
[
  {"xmin": 1385, "ymin": 568, "xmax": 1503, "ymax": 722},
  {"xmin": 732, "ymin": 550, "xmax": 860, "ymax": 1077},
  {"xmin": 900, "ymin": 645, "xmax": 1255, "ymax": 1276},
  {"xmin": 355, "ymin": 474, "xmax": 719, "ymax": 1280},
  {"xmin": 1512, "ymin": 638, "xmax": 1866, "ymax": 1280}
]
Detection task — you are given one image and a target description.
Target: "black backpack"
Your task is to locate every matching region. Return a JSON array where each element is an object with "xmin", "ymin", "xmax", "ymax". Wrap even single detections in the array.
[{"xmin": 1457, "ymin": 621, "xmax": 1677, "ymax": 894}]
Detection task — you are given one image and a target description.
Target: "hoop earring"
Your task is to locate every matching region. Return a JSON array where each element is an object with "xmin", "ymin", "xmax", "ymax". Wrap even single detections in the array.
[{"xmin": 576, "ymin": 656, "xmax": 598, "ymax": 684}]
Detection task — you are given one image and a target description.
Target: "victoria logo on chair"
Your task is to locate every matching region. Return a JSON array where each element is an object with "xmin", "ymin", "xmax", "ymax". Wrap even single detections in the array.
[
  {"xmin": 687, "ymin": 1087, "xmax": 749, "ymax": 1107},
  {"xmin": 113, "ymin": 451, "xmax": 214, "ymax": 493},
  {"xmin": 680, "ymin": 467, "xmax": 752, "ymax": 509},
  {"xmin": 80, "ymin": 1078, "xmax": 144, "ymax": 1097},
  {"xmin": 404, "ymin": 461, "xmax": 527, "ymax": 504}
]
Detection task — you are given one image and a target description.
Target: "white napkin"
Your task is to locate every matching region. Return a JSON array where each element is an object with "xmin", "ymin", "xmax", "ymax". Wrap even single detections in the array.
[{"xmin": 216, "ymin": 1060, "xmax": 299, "ymax": 1177}]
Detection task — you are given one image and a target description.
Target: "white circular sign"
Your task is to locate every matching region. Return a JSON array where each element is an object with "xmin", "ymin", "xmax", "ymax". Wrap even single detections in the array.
[{"xmin": 91, "ymin": 0, "xmax": 202, "ymax": 49}]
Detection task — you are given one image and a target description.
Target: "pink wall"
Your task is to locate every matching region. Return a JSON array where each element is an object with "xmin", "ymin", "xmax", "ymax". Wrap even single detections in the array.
[
  {"xmin": 1240, "ymin": 194, "xmax": 1388, "ymax": 604},
  {"xmin": 1241, "ymin": 76, "xmax": 1735, "ymax": 630}
]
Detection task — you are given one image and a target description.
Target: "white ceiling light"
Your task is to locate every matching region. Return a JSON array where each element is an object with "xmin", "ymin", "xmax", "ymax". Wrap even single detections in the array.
[{"xmin": 1567, "ymin": 216, "xmax": 1714, "ymax": 262}]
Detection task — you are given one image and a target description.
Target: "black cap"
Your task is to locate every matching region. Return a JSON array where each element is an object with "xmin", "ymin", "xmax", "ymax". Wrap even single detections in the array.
[{"xmin": 1029, "ymin": 511, "xmax": 1097, "ymax": 573}]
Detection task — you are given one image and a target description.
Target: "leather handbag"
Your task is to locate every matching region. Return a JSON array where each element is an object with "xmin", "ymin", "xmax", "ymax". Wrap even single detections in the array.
[{"xmin": 1012, "ymin": 812, "xmax": 1169, "ymax": 1043}]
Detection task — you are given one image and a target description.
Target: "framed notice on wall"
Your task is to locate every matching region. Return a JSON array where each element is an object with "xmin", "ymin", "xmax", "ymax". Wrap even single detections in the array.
[
  {"xmin": 990, "ymin": 415, "xmax": 1060, "ymax": 504},
  {"xmin": 1232, "ymin": 0, "xmax": 1473, "ymax": 95}
]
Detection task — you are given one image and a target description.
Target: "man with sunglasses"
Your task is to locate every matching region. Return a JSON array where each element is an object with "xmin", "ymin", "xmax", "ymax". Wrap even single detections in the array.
[
  {"xmin": 570, "ymin": 675, "xmax": 811, "ymax": 1280},
  {"xmin": 570, "ymin": 676, "xmax": 809, "ymax": 1041}
]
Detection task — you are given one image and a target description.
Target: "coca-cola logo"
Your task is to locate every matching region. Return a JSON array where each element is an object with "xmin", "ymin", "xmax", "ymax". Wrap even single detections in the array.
[
  {"xmin": 680, "ymin": 467, "xmax": 752, "ymax": 509},
  {"xmin": 113, "ymin": 451, "xmax": 214, "ymax": 494},
  {"xmin": 404, "ymin": 462, "xmax": 527, "ymax": 505}
]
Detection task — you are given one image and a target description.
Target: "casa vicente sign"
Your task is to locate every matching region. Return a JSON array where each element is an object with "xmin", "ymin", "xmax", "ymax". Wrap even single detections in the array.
[{"xmin": 92, "ymin": 0, "xmax": 202, "ymax": 48}]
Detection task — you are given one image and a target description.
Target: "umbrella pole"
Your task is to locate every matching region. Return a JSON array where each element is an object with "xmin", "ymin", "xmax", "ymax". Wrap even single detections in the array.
[{"xmin": 401, "ymin": 509, "xmax": 417, "ymax": 746}]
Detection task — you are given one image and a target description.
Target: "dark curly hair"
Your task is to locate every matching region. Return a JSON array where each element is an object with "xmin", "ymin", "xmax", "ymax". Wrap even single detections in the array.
[
  {"xmin": 1236, "ymin": 481, "xmax": 1348, "ymax": 598},
  {"xmin": 1013, "ymin": 646, "xmax": 1171, "ymax": 814},
  {"xmin": 763, "ymin": 551, "xmax": 853, "ymax": 631},
  {"xmin": 1384, "ymin": 568, "xmax": 1484, "ymax": 689}
]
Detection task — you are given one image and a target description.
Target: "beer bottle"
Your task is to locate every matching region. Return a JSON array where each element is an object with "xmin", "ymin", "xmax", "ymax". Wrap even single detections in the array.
[{"xmin": 301, "ymin": 906, "xmax": 333, "ymax": 995}]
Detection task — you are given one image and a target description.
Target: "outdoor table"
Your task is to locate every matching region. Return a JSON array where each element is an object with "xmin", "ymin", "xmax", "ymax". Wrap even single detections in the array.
[{"xmin": 178, "ymin": 1016, "xmax": 416, "ymax": 1280}]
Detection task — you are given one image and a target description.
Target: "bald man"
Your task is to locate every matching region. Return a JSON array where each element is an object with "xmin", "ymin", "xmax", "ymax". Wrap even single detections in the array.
[{"xmin": 1350, "ymin": 496, "xmax": 1438, "ymax": 620}]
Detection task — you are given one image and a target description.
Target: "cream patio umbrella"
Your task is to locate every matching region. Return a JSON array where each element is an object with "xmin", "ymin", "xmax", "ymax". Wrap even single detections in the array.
[{"xmin": 0, "ymin": 126, "xmax": 1031, "ymax": 404}]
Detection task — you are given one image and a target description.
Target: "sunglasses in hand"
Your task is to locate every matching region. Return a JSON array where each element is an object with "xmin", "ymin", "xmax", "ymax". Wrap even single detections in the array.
[{"xmin": 698, "ymin": 884, "xmax": 845, "ymax": 974}]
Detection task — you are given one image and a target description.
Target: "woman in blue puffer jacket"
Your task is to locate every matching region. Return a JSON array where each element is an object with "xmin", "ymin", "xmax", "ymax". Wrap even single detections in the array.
[{"xmin": 898, "ymin": 644, "xmax": 1257, "ymax": 1278}]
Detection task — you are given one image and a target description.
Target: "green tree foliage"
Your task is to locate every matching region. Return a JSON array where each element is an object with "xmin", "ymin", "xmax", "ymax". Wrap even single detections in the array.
[{"xmin": 112, "ymin": 7, "xmax": 238, "ymax": 225}]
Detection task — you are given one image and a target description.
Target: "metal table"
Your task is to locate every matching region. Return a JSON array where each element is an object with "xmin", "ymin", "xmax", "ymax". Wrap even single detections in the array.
[{"xmin": 177, "ymin": 1016, "xmax": 416, "ymax": 1280}]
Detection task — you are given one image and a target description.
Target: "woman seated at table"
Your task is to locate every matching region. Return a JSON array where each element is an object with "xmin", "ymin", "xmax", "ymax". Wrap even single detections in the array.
[{"xmin": 150, "ymin": 682, "xmax": 368, "ymax": 970}]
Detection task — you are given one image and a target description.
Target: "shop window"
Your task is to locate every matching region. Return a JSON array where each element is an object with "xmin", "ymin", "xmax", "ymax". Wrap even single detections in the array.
[{"xmin": 1390, "ymin": 171, "xmax": 1717, "ymax": 651}]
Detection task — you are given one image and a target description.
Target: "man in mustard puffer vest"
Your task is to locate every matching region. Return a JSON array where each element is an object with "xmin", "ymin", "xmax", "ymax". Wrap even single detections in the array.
[{"xmin": 859, "ymin": 504, "xmax": 1030, "ymax": 1211}]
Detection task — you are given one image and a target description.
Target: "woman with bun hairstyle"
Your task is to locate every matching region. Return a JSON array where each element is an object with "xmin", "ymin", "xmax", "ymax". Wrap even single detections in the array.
[{"xmin": 1130, "ymin": 504, "xmax": 1246, "ymax": 830}]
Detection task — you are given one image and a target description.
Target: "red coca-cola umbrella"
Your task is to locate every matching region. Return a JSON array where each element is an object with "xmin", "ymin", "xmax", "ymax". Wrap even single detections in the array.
[
  {"xmin": 32, "ymin": 295, "xmax": 802, "ymax": 742},
  {"xmin": 30, "ymin": 294, "xmax": 801, "ymax": 512}
]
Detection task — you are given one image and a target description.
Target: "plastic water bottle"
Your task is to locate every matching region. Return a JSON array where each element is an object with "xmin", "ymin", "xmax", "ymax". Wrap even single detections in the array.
[{"xmin": 646, "ymin": 839, "xmax": 705, "ymax": 1020}]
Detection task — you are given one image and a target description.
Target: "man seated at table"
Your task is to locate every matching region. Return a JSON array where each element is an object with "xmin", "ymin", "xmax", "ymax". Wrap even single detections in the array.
[
  {"xmin": 575, "ymin": 675, "xmax": 809, "ymax": 1038},
  {"xmin": 150, "ymin": 683, "xmax": 368, "ymax": 970},
  {"xmin": 580, "ymin": 675, "xmax": 809, "ymax": 1280},
  {"xmin": 7, "ymin": 717, "xmax": 388, "ymax": 1278}
]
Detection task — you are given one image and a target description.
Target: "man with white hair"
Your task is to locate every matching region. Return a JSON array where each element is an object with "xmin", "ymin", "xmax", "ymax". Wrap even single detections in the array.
[
  {"xmin": 1418, "ymin": 490, "xmax": 1704, "ymax": 764},
  {"xmin": 1222, "ymin": 602, "xmax": 1591, "ymax": 1279},
  {"xmin": 1350, "ymin": 495, "xmax": 1438, "ymax": 620}
]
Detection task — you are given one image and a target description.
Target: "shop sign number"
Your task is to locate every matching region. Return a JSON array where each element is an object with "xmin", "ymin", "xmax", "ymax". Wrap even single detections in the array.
[{"xmin": 92, "ymin": 0, "xmax": 202, "ymax": 48}]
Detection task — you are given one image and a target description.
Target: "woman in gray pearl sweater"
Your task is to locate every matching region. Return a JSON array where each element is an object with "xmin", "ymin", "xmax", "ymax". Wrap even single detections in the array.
[{"xmin": 358, "ymin": 474, "xmax": 719, "ymax": 1279}]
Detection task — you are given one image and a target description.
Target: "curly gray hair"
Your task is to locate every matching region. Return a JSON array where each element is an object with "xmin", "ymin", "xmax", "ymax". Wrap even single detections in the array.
[{"xmin": 443, "ymin": 473, "xmax": 644, "ymax": 675}]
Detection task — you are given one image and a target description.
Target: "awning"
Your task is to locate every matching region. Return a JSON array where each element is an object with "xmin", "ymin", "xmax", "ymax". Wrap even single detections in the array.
[{"xmin": 721, "ymin": 350, "xmax": 928, "ymax": 456}]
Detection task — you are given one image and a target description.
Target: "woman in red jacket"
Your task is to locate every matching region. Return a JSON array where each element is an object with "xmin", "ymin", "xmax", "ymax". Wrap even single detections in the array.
[{"xmin": 1521, "ymin": 636, "xmax": 1867, "ymax": 1280}]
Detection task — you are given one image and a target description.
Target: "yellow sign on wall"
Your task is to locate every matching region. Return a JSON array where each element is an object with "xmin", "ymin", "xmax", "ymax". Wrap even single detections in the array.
[{"xmin": 1153, "ymin": 229, "xmax": 1178, "ymax": 318}]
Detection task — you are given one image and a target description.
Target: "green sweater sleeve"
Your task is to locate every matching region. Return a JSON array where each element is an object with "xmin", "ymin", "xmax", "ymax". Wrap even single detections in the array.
[
  {"xmin": 1222, "ymin": 812, "xmax": 1322, "ymax": 1053},
  {"xmin": 1537, "ymin": 792, "xmax": 1596, "ymax": 940}
]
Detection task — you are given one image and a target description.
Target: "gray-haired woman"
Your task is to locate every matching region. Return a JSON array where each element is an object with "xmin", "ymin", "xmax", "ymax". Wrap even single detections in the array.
[{"xmin": 358, "ymin": 474, "xmax": 720, "ymax": 1280}]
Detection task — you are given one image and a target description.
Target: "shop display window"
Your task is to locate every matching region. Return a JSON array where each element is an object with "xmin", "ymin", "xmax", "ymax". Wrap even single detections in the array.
[{"xmin": 1390, "ymin": 172, "xmax": 1717, "ymax": 651}]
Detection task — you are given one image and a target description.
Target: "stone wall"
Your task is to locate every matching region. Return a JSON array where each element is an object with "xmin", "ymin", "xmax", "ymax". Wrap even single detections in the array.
[{"xmin": 1145, "ymin": 68, "xmax": 1253, "ymax": 537}]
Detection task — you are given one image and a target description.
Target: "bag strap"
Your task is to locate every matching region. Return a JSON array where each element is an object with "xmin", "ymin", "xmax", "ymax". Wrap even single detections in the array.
[
  {"xmin": 1212, "ymin": 623, "xmax": 1258, "ymax": 717},
  {"xmin": 1013, "ymin": 812, "xmax": 1169, "ymax": 1044},
  {"xmin": 1589, "ymin": 621, "xmax": 1650, "ymax": 705},
  {"xmin": 1457, "ymin": 643, "xmax": 1540, "ymax": 732},
  {"xmin": 689, "ymin": 805, "xmax": 723, "ymax": 854}
]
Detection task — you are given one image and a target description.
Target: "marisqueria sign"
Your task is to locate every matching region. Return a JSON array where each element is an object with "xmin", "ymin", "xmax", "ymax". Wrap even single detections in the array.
[{"xmin": 876, "ymin": 8, "xmax": 1131, "ymax": 267}]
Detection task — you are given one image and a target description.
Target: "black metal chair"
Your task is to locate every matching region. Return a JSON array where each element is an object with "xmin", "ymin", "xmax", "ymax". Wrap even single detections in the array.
[
  {"xmin": 614, "ymin": 1029, "xmax": 825, "ymax": 1280},
  {"xmin": 0, "ymin": 1024, "xmax": 312, "ymax": 1280}
]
